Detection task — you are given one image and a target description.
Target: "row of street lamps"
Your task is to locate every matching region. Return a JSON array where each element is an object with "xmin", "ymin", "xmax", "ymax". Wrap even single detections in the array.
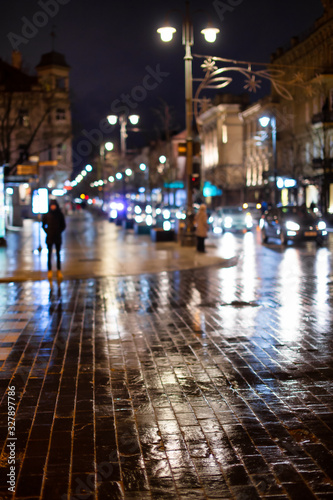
[{"xmin": 72, "ymin": 2, "xmax": 280, "ymax": 218}]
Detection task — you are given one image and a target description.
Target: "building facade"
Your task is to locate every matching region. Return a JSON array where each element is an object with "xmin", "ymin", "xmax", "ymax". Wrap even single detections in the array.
[
  {"xmin": 35, "ymin": 51, "xmax": 72, "ymax": 189},
  {"xmin": 242, "ymin": 0, "xmax": 333, "ymax": 212},
  {"xmin": 0, "ymin": 50, "xmax": 72, "ymax": 185},
  {"xmin": 196, "ymin": 1, "xmax": 333, "ymax": 213},
  {"xmin": 197, "ymin": 94, "xmax": 249, "ymax": 207},
  {"xmin": 0, "ymin": 50, "xmax": 72, "ymax": 224}
]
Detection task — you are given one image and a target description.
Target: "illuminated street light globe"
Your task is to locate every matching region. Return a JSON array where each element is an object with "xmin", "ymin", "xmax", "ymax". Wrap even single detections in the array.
[
  {"xmin": 125, "ymin": 168, "xmax": 132, "ymax": 176},
  {"xmin": 259, "ymin": 116, "xmax": 271, "ymax": 127},
  {"xmin": 201, "ymin": 24, "xmax": 220, "ymax": 43},
  {"xmin": 105, "ymin": 142, "xmax": 114, "ymax": 151},
  {"xmin": 159, "ymin": 155, "xmax": 167, "ymax": 164},
  {"xmin": 85, "ymin": 164, "xmax": 93, "ymax": 172},
  {"xmin": 107, "ymin": 115, "xmax": 118, "ymax": 125},
  {"xmin": 139, "ymin": 163, "xmax": 147, "ymax": 171},
  {"xmin": 157, "ymin": 25, "xmax": 176, "ymax": 42},
  {"xmin": 128, "ymin": 115, "xmax": 140, "ymax": 125},
  {"xmin": 116, "ymin": 172, "xmax": 123, "ymax": 180}
]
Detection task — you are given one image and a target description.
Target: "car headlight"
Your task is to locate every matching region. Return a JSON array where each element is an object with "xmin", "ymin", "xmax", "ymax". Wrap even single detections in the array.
[
  {"xmin": 317, "ymin": 221, "xmax": 326, "ymax": 230},
  {"xmin": 245, "ymin": 213, "xmax": 253, "ymax": 227},
  {"xmin": 224, "ymin": 216, "xmax": 233, "ymax": 228},
  {"xmin": 285, "ymin": 221, "xmax": 300, "ymax": 231}
]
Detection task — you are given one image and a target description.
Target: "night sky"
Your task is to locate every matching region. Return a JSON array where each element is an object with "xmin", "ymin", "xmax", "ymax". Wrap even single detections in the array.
[{"xmin": 0, "ymin": 0, "xmax": 325, "ymax": 167}]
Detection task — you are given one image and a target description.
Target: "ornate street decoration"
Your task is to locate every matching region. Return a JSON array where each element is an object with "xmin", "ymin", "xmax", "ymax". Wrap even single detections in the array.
[
  {"xmin": 192, "ymin": 54, "xmax": 322, "ymax": 122},
  {"xmin": 243, "ymin": 75, "xmax": 262, "ymax": 93}
]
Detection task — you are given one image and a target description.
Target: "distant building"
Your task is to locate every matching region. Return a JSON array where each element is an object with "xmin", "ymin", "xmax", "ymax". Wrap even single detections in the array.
[
  {"xmin": 0, "ymin": 50, "xmax": 72, "ymax": 224},
  {"xmin": 0, "ymin": 50, "xmax": 72, "ymax": 187},
  {"xmin": 197, "ymin": 93, "xmax": 249, "ymax": 206},
  {"xmin": 242, "ymin": 0, "xmax": 333, "ymax": 212},
  {"xmin": 35, "ymin": 50, "xmax": 72, "ymax": 189}
]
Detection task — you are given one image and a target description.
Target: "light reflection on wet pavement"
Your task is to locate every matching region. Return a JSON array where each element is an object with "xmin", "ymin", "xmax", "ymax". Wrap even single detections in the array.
[{"xmin": 0, "ymin": 222, "xmax": 332, "ymax": 499}]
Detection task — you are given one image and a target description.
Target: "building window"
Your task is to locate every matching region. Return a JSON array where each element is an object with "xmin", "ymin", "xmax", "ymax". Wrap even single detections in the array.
[
  {"xmin": 56, "ymin": 78, "xmax": 66, "ymax": 89},
  {"xmin": 18, "ymin": 109, "xmax": 29, "ymax": 127},
  {"xmin": 246, "ymin": 164, "xmax": 252, "ymax": 186},
  {"xmin": 18, "ymin": 144, "xmax": 28, "ymax": 162},
  {"xmin": 56, "ymin": 108, "xmax": 66, "ymax": 120},
  {"xmin": 57, "ymin": 143, "xmax": 64, "ymax": 158},
  {"xmin": 48, "ymin": 144, "xmax": 53, "ymax": 161},
  {"xmin": 305, "ymin": 142, "xmax": 310, "ymax": 163},
  {"xmin": 222, "ymin": 125, "xmax": 228, "ymax": 144}
]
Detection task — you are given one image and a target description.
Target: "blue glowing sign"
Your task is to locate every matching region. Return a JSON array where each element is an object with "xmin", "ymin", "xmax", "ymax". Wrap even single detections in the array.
[{"xmin": 203, "ymin": 181, "xmax": 222, "ymax": 197}]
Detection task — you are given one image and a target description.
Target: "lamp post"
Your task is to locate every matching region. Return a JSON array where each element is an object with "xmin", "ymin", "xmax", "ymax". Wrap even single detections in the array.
[
  {"xmin": 107, "ymin": 114, "xmax": 140, "ymax": 158},
  {"xmin": 259, "ymin": 115, "xmax": 278, "ymax": 206},
  {"xmin": 157, "ymin": 1, "xmax": 219, "ymax": 234}
]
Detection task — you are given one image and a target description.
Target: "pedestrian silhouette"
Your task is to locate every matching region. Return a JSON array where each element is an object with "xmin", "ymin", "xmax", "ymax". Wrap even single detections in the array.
[
  {"xmin": 194, "ymin": 204, "xmax": 208, "ymax": 252},
  {"xmin": 42, "ymin": 199, "xmax": 66, "ymax": 281}
]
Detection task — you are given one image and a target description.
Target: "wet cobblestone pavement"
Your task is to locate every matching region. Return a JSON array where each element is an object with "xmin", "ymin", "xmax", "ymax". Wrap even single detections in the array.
[{"xmin": 0, "ymin": 258, "xmax": 333, "ymax": 500}]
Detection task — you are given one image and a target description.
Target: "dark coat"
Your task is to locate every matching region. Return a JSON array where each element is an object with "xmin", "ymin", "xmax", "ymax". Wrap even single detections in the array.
[{"xmin": 42, "ymin": 203, "xmax": 66, "ymax": 245}]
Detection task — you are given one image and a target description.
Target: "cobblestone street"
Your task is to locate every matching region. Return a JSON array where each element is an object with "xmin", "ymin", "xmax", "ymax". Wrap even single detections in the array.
[{"xmin": 0, "ymin": 214, "xmax": 333, "ymax": 499}]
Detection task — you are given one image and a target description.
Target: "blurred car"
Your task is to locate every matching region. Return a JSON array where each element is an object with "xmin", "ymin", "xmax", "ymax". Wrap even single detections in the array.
[
  {"xmin": 242, "ymin": 202, "xmax": 262, "ymax": 223},
  {"xmin": 211, "ymin": 206, "xmax": 253, "ymax": 233},
  {"xmin": 259, "ymin": 205, "xmax": 328, "ymax": 245}
]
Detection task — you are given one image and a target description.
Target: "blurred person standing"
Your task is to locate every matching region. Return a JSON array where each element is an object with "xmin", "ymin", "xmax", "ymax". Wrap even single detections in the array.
[
  {"xmin": 194, "ymin": 204, "xmax": 208, "ymax": 253},
  {"xmin": 42, "ymin": 199, "xmax": 66, "ymax": 280}
]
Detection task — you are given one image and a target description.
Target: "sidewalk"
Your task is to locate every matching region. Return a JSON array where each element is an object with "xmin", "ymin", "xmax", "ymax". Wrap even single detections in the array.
[
  {"xmin": 0, "ymin": 212, "xmax": 232, "ymax": 282},
  {"xmin": 1, "ymin": 211, "xmax": 333, "ymax": 500}
]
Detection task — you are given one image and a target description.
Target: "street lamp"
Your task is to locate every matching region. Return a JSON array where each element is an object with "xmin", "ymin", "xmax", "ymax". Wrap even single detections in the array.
[
  {"xmin": 259, "ymin": 115, "xmax": 278, "ymax": 206},
  {"xmin": 157, "ymin": 1, "xmax": 219, "ymax": 233},
  {"xmin": 107, "ymin": 114, "xmax": 140, "ymax": 157}
]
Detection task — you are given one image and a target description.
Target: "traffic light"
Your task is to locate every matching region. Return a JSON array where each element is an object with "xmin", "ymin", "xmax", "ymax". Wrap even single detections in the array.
[{"xmin": 190, "ymin": 174, "xmax": 200, "ymax": 190}]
